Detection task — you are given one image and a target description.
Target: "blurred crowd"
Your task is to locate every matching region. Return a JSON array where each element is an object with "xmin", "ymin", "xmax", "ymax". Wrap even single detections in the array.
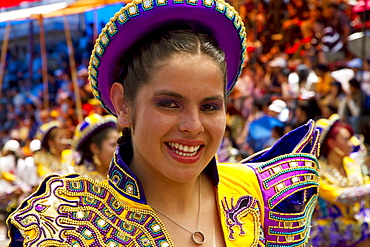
[{"xmin": 0, "ymin": 0, "xmax": 370, "ymax": 245}]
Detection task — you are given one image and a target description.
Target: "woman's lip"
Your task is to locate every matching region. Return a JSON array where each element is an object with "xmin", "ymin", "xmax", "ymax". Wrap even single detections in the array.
[{"xmin": 165, "ymin": 143, "xmax": 203, "ymax": 164}]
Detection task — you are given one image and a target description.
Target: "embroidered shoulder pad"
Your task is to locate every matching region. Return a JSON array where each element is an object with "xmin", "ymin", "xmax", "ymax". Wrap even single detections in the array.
[
  {"xmin": 7, "ymin": 174, "xmax": 173, "ymax": 247},
  {"xmin": 242, "ymin": 120, "xmax": 320, "ymax": 247}
]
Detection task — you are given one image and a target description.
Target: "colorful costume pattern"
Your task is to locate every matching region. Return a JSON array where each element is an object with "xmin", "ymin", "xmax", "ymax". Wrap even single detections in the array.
[
  {"xmin": 7, "ymin": 121, "xmax": 319, "ymax": 246},
  {"xmin": 311, "ymin": 156, "xmax": 370, "ymax": 247}
]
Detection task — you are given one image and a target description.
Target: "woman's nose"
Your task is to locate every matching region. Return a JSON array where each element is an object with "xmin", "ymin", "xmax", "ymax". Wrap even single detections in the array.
[{"xmin": 178, "ymin": 109, "xmax": 204, "ymax": 135}]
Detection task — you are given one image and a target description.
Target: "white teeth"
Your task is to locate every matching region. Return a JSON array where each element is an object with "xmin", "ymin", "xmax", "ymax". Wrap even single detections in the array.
[
  {"xmin": 167, "ymin": 142, "xmax": 200, "ymax": 157},
  {"xmin": 173, "ymin": 150, "xmax": 198, "ymax": 157}
]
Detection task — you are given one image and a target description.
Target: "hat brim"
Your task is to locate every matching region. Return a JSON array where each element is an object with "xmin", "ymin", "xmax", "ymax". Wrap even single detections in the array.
[
  {"xmin": 315, "ymin": 114, "xmax": 340, "ymax": 145},
  {"xmin": 38, "ymin": 121, "xmax": 61, "ymax": 150},
  {"xmin": 89, "ymin": 0, "xmax": 246, "ymax": 116},
  {"xmin": 74, "ymin": 119, "xmax": 117, "ymax": 151}
]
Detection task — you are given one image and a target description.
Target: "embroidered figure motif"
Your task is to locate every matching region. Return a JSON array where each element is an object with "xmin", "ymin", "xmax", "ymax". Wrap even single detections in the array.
[
  {"xmin": 9, "ymin": 175, "xmax": 173, "ymax": 247},
  {"xmin": 11, "ymin": 179, "xmax": 77, "ymax": 246},
  {"xmin": 221, "ymin": 195, "xmax": 257, "ymax": 240}
]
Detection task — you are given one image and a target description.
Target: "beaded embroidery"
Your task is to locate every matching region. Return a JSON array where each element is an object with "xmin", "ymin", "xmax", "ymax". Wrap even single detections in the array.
[
  {"xmin": 8, "ymin": 174, "xmax": 173, "ymax": 247},
  {"xmin": 8, "ymin": 121, "xmax": 320, "ymax": 247},
  {"xmin": 221, "ymin": 195, "xmax": 262, "ymax": 244},
  {"xmin": 243, "ymin": 120, "xmax": 321, "ymax": 247}
]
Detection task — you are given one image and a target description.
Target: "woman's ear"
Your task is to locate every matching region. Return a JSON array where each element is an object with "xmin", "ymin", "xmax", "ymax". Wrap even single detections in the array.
[
  {"xmin": 111, "ymin": 82, "xmax": 131, "ymax": 127},
  {"xmin": 327, "ymin": 138, "xmax": 336, "ymax": 150},
  {"xmin": 90, "ymin": 142, "xmax": 99, "ymax": 156}
]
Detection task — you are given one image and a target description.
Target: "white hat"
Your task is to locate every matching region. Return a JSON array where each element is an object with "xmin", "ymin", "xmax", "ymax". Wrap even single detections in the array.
[
  {"xmin": 3, "ymin": 139, "xmax": 20, "ymax": 153},
  {"xmin": 29, "ymin": 139, "xmax": 41, "ymax": 153},
  {"xmin": 269, "ymin": 57, "xmax": 287, "ymax": 68},
  {"xmin": 268, "ymin": 99, "xmax": 287, "ymax": 114}
]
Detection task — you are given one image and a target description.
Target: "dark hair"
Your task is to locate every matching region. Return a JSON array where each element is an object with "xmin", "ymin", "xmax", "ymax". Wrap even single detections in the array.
[
  {"xmin": 315, "ymin": 64, "xmax": 329, "ymax": 72},
  {"xmin": 272, "ymin": 125, "xmax": 285, "ymax": 138},
  {"xmin": 331, "ymin": 81, "xmax": 343, "ymax": 97},
  {"xmin": 120, "ymin": 28, "xmax": 226, "ymax": 103},
  {"xmin": 78, "ymin": 127, "xmax": 117, "ymax": 166},
  {"xmin": 44, "ymin": 128, "xmax": 63, "ymax": 151},
  {"xmin": 321, "ymin": 121, "xmax": 354, "ymax": 158},
  {"xmin": 316, "ymin": 6, "xmax": 323, "ymax": 12},
  {"xmin": 118, "ymin": 28, "xmax": 227, "ymax": 143},
  {"xmin": 349, "ymin": 78, "xmax": 361, "ymax": 89},
  {"xmin": 297, "ymin": 98, "xmax": 322, "ymax": 121},
  {"xmin": 280, "ymin": 68, "xmax": 291, "ymax": 77},
  {"xmin": 328, "ymin": 3, "xmax": 338, "ymax": 9}
]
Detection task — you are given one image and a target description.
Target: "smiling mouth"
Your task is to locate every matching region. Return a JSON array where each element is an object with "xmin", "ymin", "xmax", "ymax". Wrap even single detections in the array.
[{"xmin": 166, "ymin": 142, "xmax": 202, "ymax": 157}]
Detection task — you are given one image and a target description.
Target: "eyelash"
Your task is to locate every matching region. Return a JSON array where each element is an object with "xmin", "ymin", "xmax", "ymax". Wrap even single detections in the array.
[
  {"xmin": 157, "ymin": 100, "xmax": 221, "ymax": 112},
  {"xmin": 201, "ymin": 103, "xmax": 221, "ymax": 111},
  {"xmin": 157, "ymin": 100, "xmax": 178, "ymax": 108}
]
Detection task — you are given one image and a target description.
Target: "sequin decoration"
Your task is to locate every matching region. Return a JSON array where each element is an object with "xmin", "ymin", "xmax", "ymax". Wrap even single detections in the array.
[
  {"xmin": 221, "ymin": 195, "xmax": 262, "ymax": 244},
  {"xmin": 8, "ymin": 174, "xmax": 173, "ymax": 247}
]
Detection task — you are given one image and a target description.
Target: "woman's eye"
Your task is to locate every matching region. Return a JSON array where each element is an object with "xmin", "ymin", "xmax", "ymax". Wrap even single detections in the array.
[
  {"xmin": 201, "ymin": 103, "xmax": 221, "ymax": 112},
  {"xmin": 157, "ymin": 100, "xmax": 178, "ymax": 108}
]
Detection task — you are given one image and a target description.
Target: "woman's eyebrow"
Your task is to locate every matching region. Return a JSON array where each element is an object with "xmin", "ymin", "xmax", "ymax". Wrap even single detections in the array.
[
  {"xmin": 203, "ymin": 95, "xmax": 224, "ymax": 102},
  {"xmin": 154, "ymin": 90, "xmax": 224, "ymax": 101},
  {"xmin": 154, "ymin": 90, "xmax": 184, "ymax": 100}
]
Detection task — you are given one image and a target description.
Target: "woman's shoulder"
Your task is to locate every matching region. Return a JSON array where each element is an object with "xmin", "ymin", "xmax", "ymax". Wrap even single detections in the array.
[{"xmin": 7, "ymin": 173, "xmax": 173, "ymax": 247}]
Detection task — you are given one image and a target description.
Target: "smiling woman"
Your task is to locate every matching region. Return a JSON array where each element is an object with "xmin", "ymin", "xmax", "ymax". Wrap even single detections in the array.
[{"xmin": 7, "ymin": 0, "xmax": 320, "ymax": 246}]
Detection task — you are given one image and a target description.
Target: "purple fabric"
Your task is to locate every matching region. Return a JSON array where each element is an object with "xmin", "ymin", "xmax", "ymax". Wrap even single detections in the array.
[
  {"xmin": 90, "ymin": 0, "xmax": 245, "ymax": 115},
  {"xmin": 245, "ymin": 121, "xmax": 321, "ymax": 246}
]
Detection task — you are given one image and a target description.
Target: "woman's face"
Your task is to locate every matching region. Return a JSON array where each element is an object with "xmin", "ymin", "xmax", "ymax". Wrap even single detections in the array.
[
  {"xmin": 49, "ymin": 130, "xmax": 69, "ymax": 155},
  {"xmin": 122, "ymin": 53, "xmax": 226, "ymax": 183},
  {"xmin": 95, "ymin": 128, "xmax": 120, "ymax": 169},
  {"xmin": 332, "ymin": 127, "xmax": 352, "ymax": 157}
]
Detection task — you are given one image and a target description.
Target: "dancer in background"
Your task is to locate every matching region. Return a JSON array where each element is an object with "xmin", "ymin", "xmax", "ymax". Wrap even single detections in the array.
[
  {"xmin": 72, "ymin": 113, "xmax": 119, "ymax": 181},
  {"xmin": 312, "ymin": 114, "xmax": 370, "ymax": 247},
  {"xmin": 33, "ymin": 121, "xmax": 70, "ymax": 177}
]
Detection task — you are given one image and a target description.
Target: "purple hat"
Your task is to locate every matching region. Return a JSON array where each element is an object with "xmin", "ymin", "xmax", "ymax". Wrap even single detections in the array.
[{"xmin": 88, "ymin": 0, "xmax": 246, "ymax": 116}]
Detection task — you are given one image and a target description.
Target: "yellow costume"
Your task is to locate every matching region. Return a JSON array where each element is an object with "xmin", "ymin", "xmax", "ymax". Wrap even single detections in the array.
[{"xmin": 7, "ymin": 121, "xmax": 319, "ymax": 246}]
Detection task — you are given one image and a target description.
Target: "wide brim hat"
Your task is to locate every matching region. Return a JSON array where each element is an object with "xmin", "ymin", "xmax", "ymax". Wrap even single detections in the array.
[
  {"xmin": 88, "ymin": 0, "xmax": 246, "ymax": 116},
  {"xmin": 73, "ymin": 113, "xmax": 118, "ymax": 151},
  {"xmin": 315, "ymin": 113, "xmax": 340, "ymax": 145},
  {"xmin": 36, "ymin": 121, "xmax": 61, "ymax": 150}
]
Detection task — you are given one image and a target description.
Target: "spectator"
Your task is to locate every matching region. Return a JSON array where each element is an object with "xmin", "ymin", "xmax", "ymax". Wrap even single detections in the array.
[
  {"xmin": 266, "ymin": 0, "xmax": 287, "ymax": 34},
  {"xmin": 338, "ymin": 78, "xmax": 367, "ymax": 135},
  {"xmin": 321, "ymin": 81, "xmax": 347, "ymax": 112},
  {"xmin": 277, "ymin": 68, "xmax": 294, "ymax": 103},
  {"xmin": 301, "ymin": 6, "xmax": 326, "ymax": 39},
  {"xmin": 0, "ymin": 103, "xmax": 7, "ymax": 129},
  {"xmin": 268, "ymin": 57, "xmax": 288, "ymax": 97},
  {"xmin": 326, "ymin": 3, "xmax": 353, "ymax": 58},
  {"xmin": 246, "ymin": 99, "xmax": 286, "ymax": 152},
  {"xmin": 281, "ymin": 0, "xmax": 310, "ymax": 48},
  {"xmin": 309, "ymin": 18, "xmax": 345, "ymax": 65},
  {"xmin": 287, "ymin": 97, "xmax": 322, "ymax": 131},
  {"xmin": 313, "ymin": 64, "xmax": 334, "ymax": 99}
]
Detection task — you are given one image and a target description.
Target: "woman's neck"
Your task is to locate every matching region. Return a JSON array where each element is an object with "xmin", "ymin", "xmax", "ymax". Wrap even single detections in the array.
[
  {"xmin": 327, "ymin": 151, "xmax": 345, "ymax": 171},
  {"xmin": 144, "ymin": 174, "xmax": 202, "ymax": 212}
]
